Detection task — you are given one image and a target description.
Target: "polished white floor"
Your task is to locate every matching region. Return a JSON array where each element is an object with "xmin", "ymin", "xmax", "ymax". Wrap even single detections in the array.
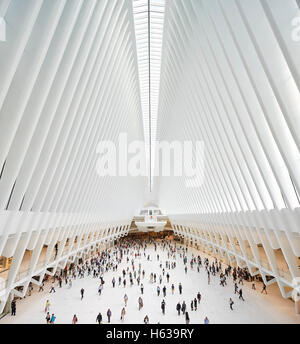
[{"xmin": 1, "ymin": 243, "xmax": 299, "ymax": 324}]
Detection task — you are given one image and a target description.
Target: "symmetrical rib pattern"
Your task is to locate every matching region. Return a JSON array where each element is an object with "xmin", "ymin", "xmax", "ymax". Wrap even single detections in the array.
[
  {"xmin": 156, "ymin": 0, "xmax": 300, "ymax": 299},
  {"xmin": 0, "ymin": 0, "xmax": 145, "ymax": 312}
]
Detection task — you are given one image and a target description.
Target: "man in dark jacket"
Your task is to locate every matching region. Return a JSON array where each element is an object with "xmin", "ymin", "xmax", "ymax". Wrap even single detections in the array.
[
  {"xmin": 176, "ymin": 302, "xmax": 181, "ymax": 316},
  {"xmin": 96, "ymin": 312, "xmax": 102, "ymax": 324},
  {"xmin": 11, "ymin": 300, "xmax": 16, "ymax": 316}
]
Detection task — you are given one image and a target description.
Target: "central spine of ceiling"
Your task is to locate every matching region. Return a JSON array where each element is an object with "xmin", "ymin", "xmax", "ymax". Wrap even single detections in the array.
[
  {"xmin": 132, "ymin": 0, "xmax": 166, "ymax": 194},
  {"xmin": 148, "ymin": 0, "xmax": 152, "ymax": 192}
]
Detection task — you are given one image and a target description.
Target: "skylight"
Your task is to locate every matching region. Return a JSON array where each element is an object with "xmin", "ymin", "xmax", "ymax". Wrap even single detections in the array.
[{"xmin": 133, "ymin": 0, "xmax": 165, "ymax": 191}]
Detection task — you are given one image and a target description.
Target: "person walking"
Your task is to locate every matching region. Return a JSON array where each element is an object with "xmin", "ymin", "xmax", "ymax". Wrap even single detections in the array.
[
  {"xmin": 72, "ymin": 314, "xmax": 78, "ymax": 324},
  {"xmin": 144, "ymin": 315, "xmax": 149, "ymax": 324},
  {"xmin": 179, "ymin": 283, "xmax": 183, "ymax": 295},
  {"xmin": 141, "ymin": 283, "xmax": 144, "ymax": 294},
  {"xmin": 261, "ymin": 283, "xmax": 267, "ymax": 294},
  {"xmin": 171, "ymin": 284, "xmax": 175, "ymax": 295},
  {"xmin": 197, "ymin": 292, "xmax": 201, "ymax": 304},
  {"xmin": 157, "ymin": 286, "xmax": 160, "ymax": 296},
  {"xmin": 121, "ymin": 307, "xmax": 126, "ymax": 321},
  {"xmin": 80, "ymin": 288, "xmax": 85, "ymax": 300},
  {"xmin": 45, "ymin": 300, "xmax": 50, "ymax": 313},
  {"xmin": 239, "ymin": 289, "xmax": 245, "ymax": 301},
  {"xmin": 176, "ymin": 302, "xmax": 181, "ymax": 315},
  {"xmin": 96, "ymin": 312, "xmax": 102, "ymax": 324},
  {"xmin": 163, "ymin": 285, "xmax": 166, "ymax": 297},
  {"xmin": 229, "ymin": 298, "xmax": 234, "ymax": 310},
  {"xmin": 181, "ymin": 301, "xmax": 186, "ymax": 314},
  {"xmin": 138, "ymin": 296, "xmax": 144, "ymax": 310},
  {"xmin": 49, "ymin": 282, "xmax": 56, "ymax": 293},
  {"xmin": 124, "ymin": 294, "xmax": 128, "ymax": 307},
  {"xmin": 45, "ymin": 312, "xmax": 51, "ymax": 324},
  {"xmin": 50, "ymin": 313, "xmax": 56, "ymax": 324},
  {"xmin": 185, "ymin": 311, "xmax": 190, "ymax": 325},
  {"xmin": 204, "ymin": 316, "xmax": 209, "ymax": 324}
]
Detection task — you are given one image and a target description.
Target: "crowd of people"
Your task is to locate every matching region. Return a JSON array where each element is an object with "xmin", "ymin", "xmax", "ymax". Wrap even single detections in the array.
[{"xmin": 9, "ymin": 237, "xmax": 268, "ymax": 324}]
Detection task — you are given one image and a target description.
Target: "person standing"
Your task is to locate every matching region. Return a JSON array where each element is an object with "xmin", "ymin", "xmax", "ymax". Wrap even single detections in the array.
[
  {"xmin": 107, "ymin": 308, "xmax": 112, "ymax": 323},
  {"xmin": 157, "ymin": 286, "xmax": 160, "ymax": 296},
  {"xmin": 163, "ymin": 285, "xmax": 166, "ymax": 297},
  {"xmin": 171, "ymin": 284, "xmax": 175, "ymax": 295},
  {"xmin": 161, "ymin": 300, "xmax": 166, "ymax": 315},
  {"xmin": 204, "ymin": 316, "xmax": 209, "ymax": 324},
  {"xmin": 11, "ymin": 299, "xmax": 16, "ymax": 316},
  {"xmin": 72, "ymin": 314, "xmax": 78, "ymax": 324},
  {"xmin": 80, "ymin": 288, "xmax": 85, "ymax": 300},
  {"xmin": 144, "ymin": 315, "xmax": 149, "ymax": 324},
  {"xmin": 141, "ymin": 283, "xmax": 144, "ymax": 294},
  {"xmin": 124, "ymin": 294, "xmax": 128, "ymax": 307},
  {"xmin": 179, "ymin": 283, "xmax": 183, "ymax": 295}
]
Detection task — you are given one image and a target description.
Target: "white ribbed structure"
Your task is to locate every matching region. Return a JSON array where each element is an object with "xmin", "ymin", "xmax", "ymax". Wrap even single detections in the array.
[
  {"xmin": 0, "ymin": 0, "xmax": 300, "ymax": 314},
  {"xmin": 156, "ymin": 0, "xmax": 300, "ymax": 301},
  {"xmin": 0, "ymin": 0, "xmax": 146, "ymax": 312}
]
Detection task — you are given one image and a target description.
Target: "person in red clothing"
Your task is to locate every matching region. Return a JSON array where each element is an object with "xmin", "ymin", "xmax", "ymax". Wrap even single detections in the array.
[{"xmin": 72, "ymin": 314, "xmax": 78, "ymax": 324}]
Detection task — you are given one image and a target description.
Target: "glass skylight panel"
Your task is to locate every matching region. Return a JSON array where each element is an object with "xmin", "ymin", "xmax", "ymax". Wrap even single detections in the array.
[{"xmin": 133, "ymin": 0, "xmax": 165, "ymax": 191}]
